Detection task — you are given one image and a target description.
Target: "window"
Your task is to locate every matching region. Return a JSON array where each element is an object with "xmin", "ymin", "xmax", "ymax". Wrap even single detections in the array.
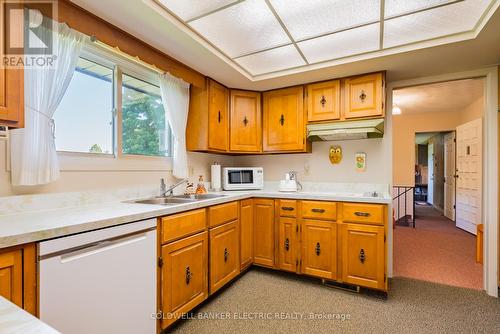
[
  {"xmin": 53, "ymin": 58, "xmax": 114, "ymax": 154},
  {"xmin": 122, "ymin": 74, "xmax": 170, "ymax": 157},
  {"xmin": 53, "ymin": 45, "xmax": 172, "ymax": 160}
]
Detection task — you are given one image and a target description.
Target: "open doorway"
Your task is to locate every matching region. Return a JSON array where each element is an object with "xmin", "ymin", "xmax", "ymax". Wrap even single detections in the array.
[{"xmin": 392, "ymin": 78, "xmax": 484, "ymax": 290}]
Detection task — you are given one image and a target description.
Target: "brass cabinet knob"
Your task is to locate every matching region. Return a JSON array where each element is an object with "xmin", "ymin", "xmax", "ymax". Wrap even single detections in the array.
[
  {"xmin": 243, "ymin": 116, "xmax": 248, "ymax": 126},
  {"xmin": 185, "ymin": 266, "xmax": 192, "ymax": 285},
  {"xmin": 359, "ymin": 249, "xmax": 366, "ymax": 263},
  {"xmin": 315, "ymin": 242, "xmax": 321, "ymax": 256},
  {"xmin": 359, "ymin": 90, "xmax": 367, "ymax": 102},
  {"xmin": 224, "ymin": 248, "xmax": 229, "ymax": 262},
  {"xmin": 320, "ymin": 95, "xmax": 326, "ymax": 107},
  {"xmin": 279, "ymin": 114, "xmax": 285, "ymax": 126},
  {"xmin": 284, "ymin": 238, "xmax": 290, "ymax": 251}
]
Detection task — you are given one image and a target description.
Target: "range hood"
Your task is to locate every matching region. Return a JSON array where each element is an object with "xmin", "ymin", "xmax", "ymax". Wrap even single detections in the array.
[{"xmin": 307, "ymin": 118, "xmax": 384, "ymax": 141}]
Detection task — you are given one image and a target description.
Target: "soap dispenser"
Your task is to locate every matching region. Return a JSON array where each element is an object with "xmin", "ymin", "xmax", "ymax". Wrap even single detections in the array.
[{"xmin": 195, "ymin": 175, "xmax": 207, "ymax": 194}]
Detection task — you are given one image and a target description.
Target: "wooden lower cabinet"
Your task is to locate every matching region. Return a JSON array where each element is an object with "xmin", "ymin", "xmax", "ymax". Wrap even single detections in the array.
[
  {"xmin": 278, "ymin": 217, "xmax": 298, "ymax": 272},
  {"xmin": 0, "ymin": 244, "xmax": 36, "ymax": 315},
  {"xmin": 240, "ymin": 200, "xmax": 254, "ymax": 270},
  {"xmin": 161, "ymin": 231, "xmax": 208, "ymax": 329},
  {"xmin": 209, "ymin": 221, "xmax": 240, "ymax": 294},
  {"xmin": 253, "ymin": 199, "xmax": 275, "ymax": 267},
  {"xmin": 301, "ymin": 220, "xmax": 337, "ymax": 280},
  {"xmin": 339, "ymin": 223, "xmax": 386, "ymax": 290}
]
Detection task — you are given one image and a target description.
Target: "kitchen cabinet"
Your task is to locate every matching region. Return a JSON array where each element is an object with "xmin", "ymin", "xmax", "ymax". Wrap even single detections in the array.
[
  {"xmin": 187, "ymin": 78, "xmax": 229, "ymax": 152},
  {"xmin": 263, "ymin": 86, "xmax": 310, "ymax": 153},
  {"xmin": 278, "ymin": 217, "xmax": 298, "ymax": 272},
  {"xmin": 230, "ymin": 90, "xmax": 262, "ymax": 153},
  {"xmin": 161, "ymin": 231, "xmax": 208, "ymax": 329},
  {"xmin": 301, "ymin": 220, "xmax": 337, "ymax": 280},
  {"xmin": 340, "ymin": 223, "xmax": 385, "ymax": 290},
  {"xmin": 0, "ymin": 1, "xmax": 24, "ymax": 128},
  {"xmin": 344, "ymin": 72, "xmax": 384, "ymax": 119},
  {"xmin": 240, "ymin": 199, "xmax": 254, "ymax": 270},
  {"xmin": 0, "ymin": 244, "xmax": 36, "ymax": 315},
  {"xmin": 160, "ymin": 208, "xmax": 206, "ymax": 243},
  {"xmin": 208, "ymin": 201, "xmax": 238, "ymax": 228},
  {"xmin": 307, "ymin": 80, "xmax": 341, "ymax": 122},
  {"xmin": 253, "ymin": 199, "xmax": 275, "ymax": 267},
  {"xmin": 209, "ymin": 221, "xmax": 240, "ymax": 294},
  {"xmin": 278, "ymin": 199, "xmax": 297, "ymax": 217}
]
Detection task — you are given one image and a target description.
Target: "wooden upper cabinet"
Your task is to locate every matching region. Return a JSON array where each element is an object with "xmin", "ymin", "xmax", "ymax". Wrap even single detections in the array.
[
  {"xmin": 263, "ymin": 86, "xmax": 308, "ymax": 152},
  {"xmin": 340, "ymin": 223, "xmax": 386, "ymax": 290},
  {"xmin": 253, "ymin": 199, "xmax": 275, "ymax": 268},
  {"xmin": 230, "ymin": 90, "xmax": 261, "ymax": 153},
  {"xmin": 0, "ymin": 2, "xmax": 24, "ymax": 128},
  {"xmin": 307, "ymin": 80, "xmax": 341, "ymax": 122},
  {"xmin": 187, "ymin": 78, "xmax": 228, "ymax": 152},
  {"xmin": 344, "ymin": 72, "xmax": 384, "ymax": 119}
]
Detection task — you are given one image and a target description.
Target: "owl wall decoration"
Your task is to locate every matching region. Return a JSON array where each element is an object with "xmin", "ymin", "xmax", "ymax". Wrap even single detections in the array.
[{"xmin": 329, "ymin": 146, "xmax": 342, "ymax": 164}]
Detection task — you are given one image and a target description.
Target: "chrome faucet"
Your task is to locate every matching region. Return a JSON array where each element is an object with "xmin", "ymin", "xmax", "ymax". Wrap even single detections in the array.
[{"xmin": 160, "ymin": 178, "xmax": 188, "ymax": 197}]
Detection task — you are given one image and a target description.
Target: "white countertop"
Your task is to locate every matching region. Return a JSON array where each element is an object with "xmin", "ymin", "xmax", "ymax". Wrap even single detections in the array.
[
  {"xmin": 0, "ymin": 297, "xmax": 60, "ymax": 334},
  {"xmin": 0, "ymin": 189, "xmax": 391, "ymax": 249}
]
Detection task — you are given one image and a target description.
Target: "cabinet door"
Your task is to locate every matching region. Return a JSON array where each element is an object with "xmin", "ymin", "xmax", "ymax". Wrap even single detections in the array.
[
  {"xmin": 263, "ymin": 86, "xmax": 305, "ymax": 152},
  {"xmin": 0, "ymin": 2, "xmax": 24, "ymax": 127},
  {"xmin": 340, "ymin": 223, "xmax": 385, "ymax": 290},
  {"xmin": 253, "ymin": 199, "xmax": 275, "ymax": 267},
  {"xmin": 0, "ymin": 249, "xmax": 23, "ymax": 307},
  {"xmin": 301, "ymin": 220, "xmax": 337, "ymax": 279},
  {"xmin": 209, "ymin": 221, "xmax": 240, "ymax": 294},
  {"xmin": 307, "ymin": 80, "xmax": 340, "ymax": 122},
  {"xmin": 240, "ymin": 199, "xmax": 254, "ymax": 270},
  {"xmin": 230, "ymin": 90, "xmax": 261, "ymax": 152},
  {"xmin": 161, "ymin": 232, "xmax": 208, "ymax": 329},
  {"xmin": 278, "ymin": 217, "xmax": 298, "ymax": 272},
  {"xmin": 344, "ymin": 73, "xmax": 384, "ymax": 119},
  {"xmin": 208, "ymin": 79, "xmax": 229, "ymax": 151}
]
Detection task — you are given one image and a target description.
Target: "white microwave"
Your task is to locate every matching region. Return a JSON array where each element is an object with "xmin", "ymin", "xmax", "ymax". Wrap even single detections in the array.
[{"xmin": 223, "ymin": 167, "xmax": 264, "ymax": 190}]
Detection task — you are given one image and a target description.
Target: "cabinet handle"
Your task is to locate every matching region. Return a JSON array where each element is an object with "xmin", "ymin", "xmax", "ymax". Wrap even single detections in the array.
[
  {"xmin": 359, "ymin": 249, "xmax": 366, "ymax": 263},
  {"xmin": 279, "ymin": 114, "xmax": 285, "ymax": 126},
  {"xmin": 284, "ymin": 238, "xmax": 289, "ymax": 251},
  {"xmin": 359, "ymin": 90, "xmax": 367, "ymax": 102},
  {"xmin": 218, "ymin": 110, "xmax": 221, "ymax": 123},
  {"xmin": 243, "ymin": 116, "xmax": 248, "ymax": 126},
  {"xmin": 320, "ymin": 95, "xmax": 326, "ymax": 107},
  {"xmin": 185, "ymin": 266, "xmax": 192, "ymax": 285},
  {"xmin": 281, "ymin": 206, "xmax": 294, "ymax": 211},
  {"xmin": 224, "ymin": 248, "xmax": 229, "ymax": 262},
  {"xmin": 311, "ymin": 208, "xmax": 325, "ymax": 213},
  {"xmin": 354, "ymin": 211, "xmax": 371, "ymax": 217},
  {"xmin": 315, "ymin": 242, "xmax": 321, "ymax": 256}
]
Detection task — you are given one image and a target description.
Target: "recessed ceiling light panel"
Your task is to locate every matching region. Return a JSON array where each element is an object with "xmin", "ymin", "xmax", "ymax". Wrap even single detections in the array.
[
  {"xmin": 384, "ymin": 0, "xmax": 455, "ymax": 18},
  {"xmin": 189, "ymin": 0, "xmax": 292, "ymax": 58},
  {"xmin": 158, "ymin": 0, "xmax": 238, "ymax": 21},
  {"xmin": 298, "ymin": 23, "xmax": 380, "ymax": 64},
  {"xmin": 271, "ymin": 0, "xmax": 380, "ymax": 41},
  {"xmin": 235, "ymin": 44, "xmax": 306, "ymax": 75}
]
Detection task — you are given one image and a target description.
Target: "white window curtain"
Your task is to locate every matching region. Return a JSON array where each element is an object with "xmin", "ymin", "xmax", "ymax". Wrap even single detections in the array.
[
  {"xmin": 10, "ymin": 21, "xmax": 86, "ymax": 186},
  {"xmin": 159, "ymin": 73, "xmax": 190, "ymax": 179}
]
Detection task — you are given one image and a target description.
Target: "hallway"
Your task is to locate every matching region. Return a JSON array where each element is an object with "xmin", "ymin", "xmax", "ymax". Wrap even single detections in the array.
[{"xmin": 394, "ymin": 205, "xmax": 483, "ymax": 290}]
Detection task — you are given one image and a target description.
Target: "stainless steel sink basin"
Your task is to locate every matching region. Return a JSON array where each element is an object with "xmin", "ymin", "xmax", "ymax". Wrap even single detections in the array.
[
  {"xmin": 173, "ymin": 194, "xmax": 227, "ymax": 200},
  {"xmin": 132, "ymin": 197, "xmax": 196, "ymax": 205}
]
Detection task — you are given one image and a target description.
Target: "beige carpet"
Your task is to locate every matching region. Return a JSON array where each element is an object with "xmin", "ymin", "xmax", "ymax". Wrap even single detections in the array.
[{"xmin": 168, "ymin": 268, "xmax": 499, "ymax": 333}]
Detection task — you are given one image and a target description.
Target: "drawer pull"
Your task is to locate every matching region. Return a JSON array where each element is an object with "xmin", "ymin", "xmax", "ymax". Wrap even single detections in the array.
[
  {"xmin": 354, "ymin": 211, "xmax": 371, "ymax": 217},
  {"xmin": 284, "ymin": 238, "xmax": 290, "ymax": 251},
  {"xmin": 359, "ymin": 249, "xmax": 366, "ymax": 263},
  {"xmin": 185, "ymin": 266, "xmax": 192, "ymax": 285},
  {"xmin": 315, "ymin": 242, "xmax": 321, "ymax": 256},
  {"xmin": 311, "ymin": 208, "xmax": 325, "ymax": 213},
  {"xmin": 224, "ymin": 248, "xmax": 229, "ymax": 262},
  {"xmin": 282, "ymin": 206, "xmax": 294, "ymax": 211}
]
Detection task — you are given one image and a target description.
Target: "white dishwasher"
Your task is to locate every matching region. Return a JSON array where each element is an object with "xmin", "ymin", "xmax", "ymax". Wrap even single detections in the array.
[{"xmin": 39, "ymin": 219, "xmax": 157, "ymax": 334}]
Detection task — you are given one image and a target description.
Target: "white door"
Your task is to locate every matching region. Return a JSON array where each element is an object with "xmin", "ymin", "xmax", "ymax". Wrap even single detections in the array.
[
  {"xmin": 444, "ymin": 132, "xmax": 456, "ymax": 221},
  {"xmin": 456, "ymin": 118, "xmax": 482, "ymax": 235},
  {"xmin": 427, "ymin": 143, "xmax": 434, "ymax": 205}
]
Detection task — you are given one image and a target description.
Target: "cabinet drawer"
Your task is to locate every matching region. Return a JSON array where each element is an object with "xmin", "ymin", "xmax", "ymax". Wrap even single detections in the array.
[
  {"xmin": 342, "ymin": 203, "xmax": 385, "ymax": 225},
  {"xmin": 161, "ymin": 209, "xmax": 207, "ymax": 244},
  {"xmin": 279, "ymin": 199, "xmax": 297, "ymax": 217},
  {"xmin": 209, "ymin": 221, "xmax": 240, "ymax": 294},
  {"xmin": 209, "ymin": 201, "xmax": 239, "ymax": 227},
  {"xmin": 301, "ymin": 201, "xmax": 337, "ymax": 221}
]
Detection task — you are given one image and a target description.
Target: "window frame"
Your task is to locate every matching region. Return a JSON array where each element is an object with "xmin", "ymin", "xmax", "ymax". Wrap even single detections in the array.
[{"xmin": 56, "ymin": 42, "xmax": 174, "ymax": 171}]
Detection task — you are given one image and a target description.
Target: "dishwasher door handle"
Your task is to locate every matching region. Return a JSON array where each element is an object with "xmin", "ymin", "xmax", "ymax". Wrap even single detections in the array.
[{"xmin": 60, "ymin": 232, "xmax": 148, "ymax": 264}]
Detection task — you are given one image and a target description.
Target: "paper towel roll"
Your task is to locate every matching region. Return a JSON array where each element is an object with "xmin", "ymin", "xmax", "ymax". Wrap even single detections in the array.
[{"xmin": 211, "ymin": 163, "xmax": 221, "ymax": 191}]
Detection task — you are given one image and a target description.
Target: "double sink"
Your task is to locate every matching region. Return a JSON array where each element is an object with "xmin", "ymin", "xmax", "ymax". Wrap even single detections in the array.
[{"xmin": 132, "ymin": 193, "xmax": 226, "ymax": 206}]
